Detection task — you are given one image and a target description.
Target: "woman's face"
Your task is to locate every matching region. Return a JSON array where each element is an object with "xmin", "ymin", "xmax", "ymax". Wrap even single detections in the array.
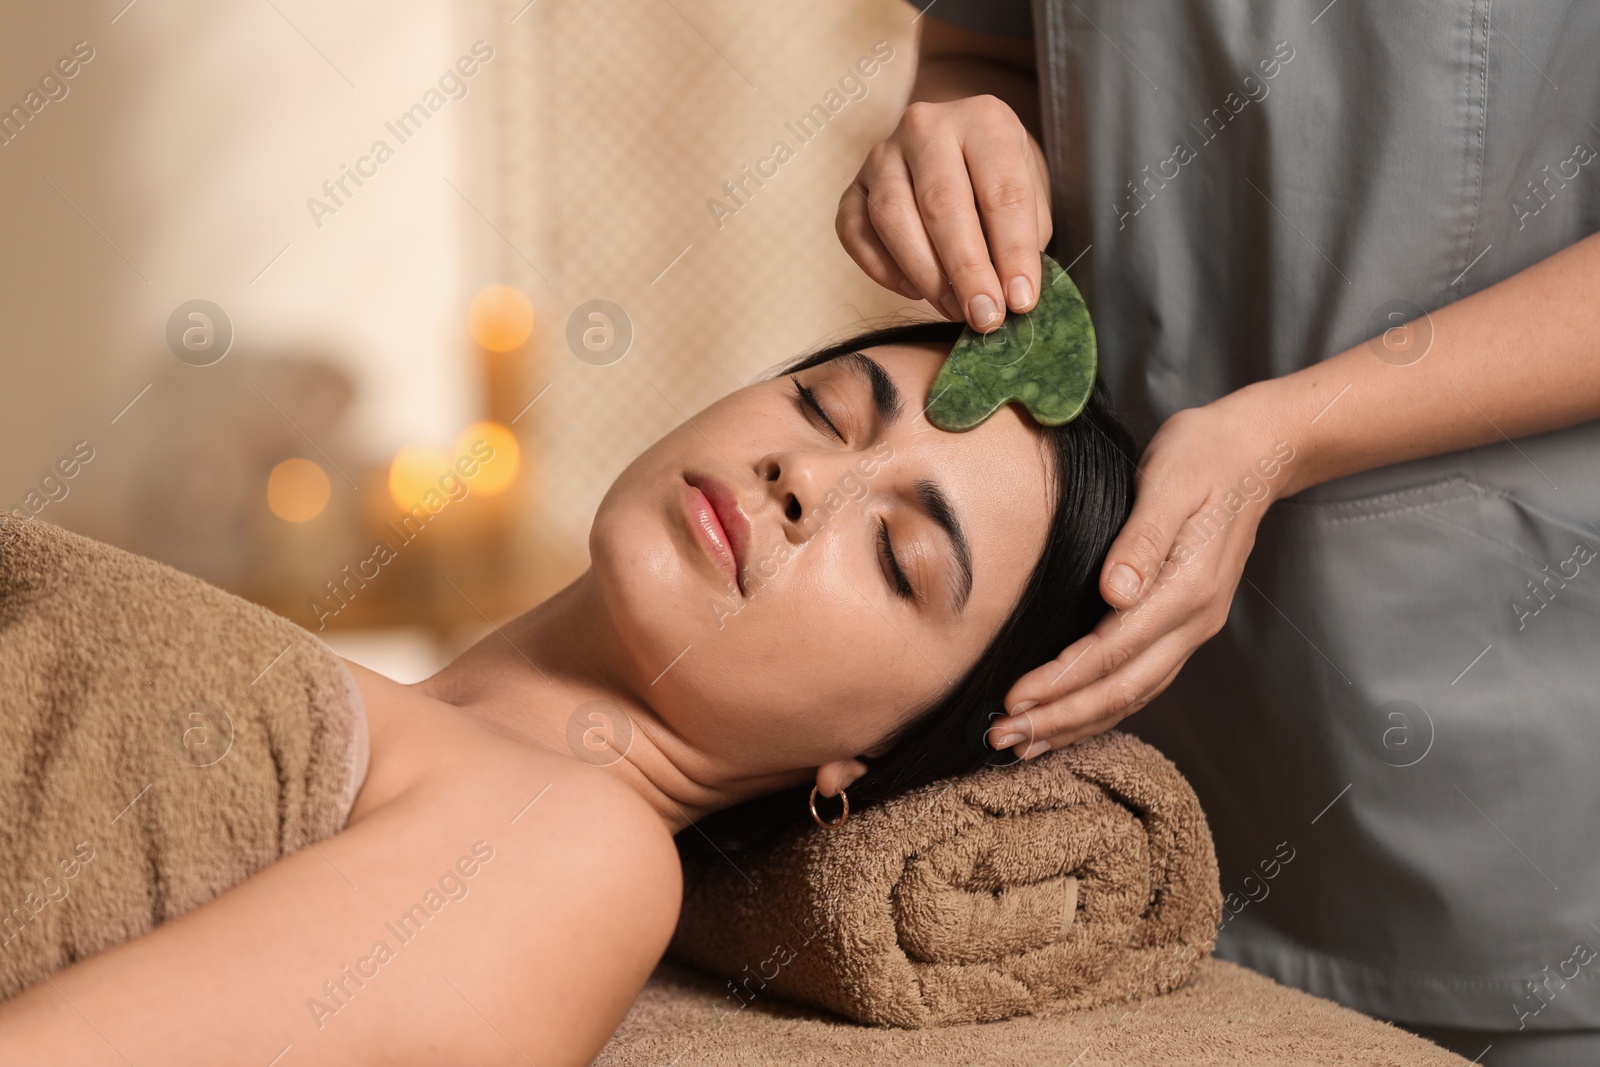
[{"xmin": 590, "ymin": 342, "xmax": 1053, "ymax": 775}]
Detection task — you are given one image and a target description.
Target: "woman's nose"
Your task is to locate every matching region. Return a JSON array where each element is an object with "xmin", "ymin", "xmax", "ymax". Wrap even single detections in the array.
[
  {"xmin": 758, "ymin": 450, "xmax": 849, "ymax": 538},
  {"xmin": 758, "ymin": 453, "xmax": 806, "ymax": 527}
]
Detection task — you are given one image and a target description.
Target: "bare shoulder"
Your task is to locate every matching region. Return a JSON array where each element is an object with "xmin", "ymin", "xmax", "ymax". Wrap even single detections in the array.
[
  {"xmin": 500, "ymin": 745, "xmax": 684, "ymax": 932},
  {"xmin": 344, "ymin": 655, "xmax": 682, "ymax": 946},
  {"xmin": 335, "ymin": 661, "xmax": 683, "ymax": 1061},
  {"xmin": 369, "ymin": 735, "xmax": 684, "ymax": 1064}
]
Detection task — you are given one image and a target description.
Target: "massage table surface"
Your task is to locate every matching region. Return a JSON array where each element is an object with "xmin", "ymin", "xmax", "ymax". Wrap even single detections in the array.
[{"xmin": 597, "ymin": 957, "xmax": 1473, "ymax": 1066}]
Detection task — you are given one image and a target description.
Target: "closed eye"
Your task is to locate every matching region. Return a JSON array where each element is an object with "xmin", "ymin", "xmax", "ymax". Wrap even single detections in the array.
[
  {"xmin": 877, "ymin": 518, "xmax": 916, "ymax": 602},
  {"xmin": 791, "ymin": 375, "xmax": 844, "ymax": 441}
]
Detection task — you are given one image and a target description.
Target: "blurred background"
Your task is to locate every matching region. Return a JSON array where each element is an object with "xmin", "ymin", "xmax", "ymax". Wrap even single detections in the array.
[{"xmin": 0, "ymin": 0, "xmax": 924, "ymax": 682}]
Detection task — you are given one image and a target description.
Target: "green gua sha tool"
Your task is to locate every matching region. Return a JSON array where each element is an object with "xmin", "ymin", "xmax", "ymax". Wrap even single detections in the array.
[{"xmin": 925, "ymin": 250, "xmax": 1096, "ymax": 431}]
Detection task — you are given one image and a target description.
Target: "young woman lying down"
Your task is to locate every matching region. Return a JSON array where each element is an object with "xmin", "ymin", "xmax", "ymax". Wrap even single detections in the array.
[{"xmin": 0, "ymin": 318, "xmax": 1134, "ymax": 1066}]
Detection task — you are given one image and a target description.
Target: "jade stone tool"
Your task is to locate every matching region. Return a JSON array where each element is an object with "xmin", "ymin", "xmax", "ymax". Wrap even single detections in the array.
[{"xmin": 925, "ymin": 250, "xmax": 1097, "ymax": 431}]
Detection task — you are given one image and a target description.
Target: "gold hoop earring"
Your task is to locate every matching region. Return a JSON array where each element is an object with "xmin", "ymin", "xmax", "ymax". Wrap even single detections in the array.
[{"xmin": 809, "ymin": 785, "xmax": 849, "ymax": 829}]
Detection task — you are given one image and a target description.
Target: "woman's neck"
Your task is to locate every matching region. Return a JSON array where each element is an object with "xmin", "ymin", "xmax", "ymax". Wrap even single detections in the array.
[{"xmin": 411, "ymin": 572, "xmax": 808, "ymax": 833}]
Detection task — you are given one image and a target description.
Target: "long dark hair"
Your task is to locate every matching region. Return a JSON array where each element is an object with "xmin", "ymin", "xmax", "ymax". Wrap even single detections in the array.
[{"xmin": 678, "ymin": 317, "xmax": 1137, "ymax": 859}]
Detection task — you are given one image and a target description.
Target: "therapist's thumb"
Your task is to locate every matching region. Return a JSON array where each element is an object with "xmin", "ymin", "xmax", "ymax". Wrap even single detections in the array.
[{"xmin": 1099, "ymin": 505, "xmax": 1186, "ymax": 609}]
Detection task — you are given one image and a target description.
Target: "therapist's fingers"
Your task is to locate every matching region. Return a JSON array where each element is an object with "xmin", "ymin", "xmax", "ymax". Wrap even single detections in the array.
[
  {"xmin": 1026, "ymin": 129, "xmax": 1054, "ymax": 247},
  {"xmin": 959, "ymin": 113, "xmax": 1050, "ymax": 314},
  {"xmin": 1011, "ymin": 657, "xmax": 1189, "ymax": 756},
  {"xmin": 900, "ymin": 105, "xmax": 1008, "ymax": 330},
  {"xmin": 848, "ymin": 144, "xmax": 958, "ymax": 315},
  {"xmin": 996, "ymin": 576, "xmax": 1187, "ymax": 718},
  {"xmin": 999, "ymin": 629, "xmax": 1126, "ymax": 718},
  {"xmin": 836, "ymin": 177, "xmax": 919, "ymax": 300},
  {"xmin": 839, "ymin": 96, "xmax": 1052, "ymax": 328},
  {"xmin": 1099, "ymin": 512, "xmax": 1192, "ymax": 611},
  {"xmin": 989, "ymin": 609, "xmax": 1201, "ymax": 754},
  {"xmin": 1098, "ymin": 450, "xmax": 1210, "ymax": 609}
]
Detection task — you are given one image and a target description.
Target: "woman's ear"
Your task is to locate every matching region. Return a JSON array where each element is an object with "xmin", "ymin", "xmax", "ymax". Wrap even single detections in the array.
[{"xmin": 815, "ymin": 757, "xmax": 870, "ymax": 798}]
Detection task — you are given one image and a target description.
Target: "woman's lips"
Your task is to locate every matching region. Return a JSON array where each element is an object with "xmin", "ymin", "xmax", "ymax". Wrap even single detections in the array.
[{"xmin": 682, "ymin": 474, "xmax": 750, "ymax": 596}]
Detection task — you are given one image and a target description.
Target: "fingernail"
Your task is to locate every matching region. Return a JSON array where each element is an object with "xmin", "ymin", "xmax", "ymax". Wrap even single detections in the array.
[
  {"xmin": 897, "ymin": 279, "xmax": 920, "ymax": 299},
  {"xmin": 1007, "ymin": 275, "xmax": 1033, "ymax": 310},
  {"xmin": 1018, "ymin": 740, "xmax": 1051, "ymax": 760},
  {"xmin": 991, "ymin": 731, "xmax": 1026, "ymax": 749},
  {"xmin": 939, "ymin": 292, "xmax": 962, "ymax": 320},
  {"xmin": 1108, "ymin": 563, "xmax": 1141, "ymax": 600},
  {"xmin": 1009, "ymin": 699, "xmax": 1037, "ymax": 716},
  {"xmin": 969, "ymin": 293, "xmax": 1001, "ymax": 330}
]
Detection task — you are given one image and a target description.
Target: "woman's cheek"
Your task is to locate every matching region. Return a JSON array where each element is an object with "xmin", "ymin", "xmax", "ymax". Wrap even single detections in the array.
[{"xmin": 637, "ymin": 537, "xmax": 681, "ymax": 587}]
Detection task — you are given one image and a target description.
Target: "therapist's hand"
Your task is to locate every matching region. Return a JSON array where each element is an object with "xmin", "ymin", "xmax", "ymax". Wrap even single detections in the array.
[
  {"xmin": 836, "ymin": 95, "xmax": 1052, "ymax": 333},
  {"xmin": 987, "ymin": 386, "xmax": 1297, "ymax": 757}
]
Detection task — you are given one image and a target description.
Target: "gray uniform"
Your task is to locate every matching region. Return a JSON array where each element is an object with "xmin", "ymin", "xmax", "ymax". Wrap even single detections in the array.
[{"xmin": 922, "ymin": 0, "xmax": 1600, "ymax": 1054}]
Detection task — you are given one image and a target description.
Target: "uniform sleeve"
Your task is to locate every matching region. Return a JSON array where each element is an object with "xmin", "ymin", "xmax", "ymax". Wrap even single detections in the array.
[{"xmin": 913, "ymin": 0, "xmax": 1034, "ymax": 39}]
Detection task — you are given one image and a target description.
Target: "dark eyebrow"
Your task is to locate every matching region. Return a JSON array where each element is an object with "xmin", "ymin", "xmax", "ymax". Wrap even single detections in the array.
[
  {"xmin": 837, "ymin": 350, "xmax": 904, "ymax": 425},
  {"xmin": 915, "ymin": 478, "xmax": 973, "ymax": 614}
]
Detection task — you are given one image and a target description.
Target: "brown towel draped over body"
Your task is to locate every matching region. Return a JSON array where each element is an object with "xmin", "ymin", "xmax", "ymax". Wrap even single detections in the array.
[
  {"xmin": 0, "ymin": 515, "xmax": 366, "ymax": 1002},
  {"xmin": 670, "ymin": 731, "xmax": 1222, "ymax": 1028}
]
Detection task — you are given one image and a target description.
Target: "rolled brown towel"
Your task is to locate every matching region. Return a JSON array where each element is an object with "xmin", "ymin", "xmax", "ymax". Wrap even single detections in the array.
[
  {"xmin": 0, "ymin": 514, "xmax": 367, "ymax": 1002},
  {"xmin": 669, "ymin": 731, "xmax": 1222, "ymax": 1028}
]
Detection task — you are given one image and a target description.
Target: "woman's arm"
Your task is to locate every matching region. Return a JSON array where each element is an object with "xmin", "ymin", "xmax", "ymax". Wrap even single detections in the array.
[
  {"xmin": 0, "ymin": 756, "xmax": 681, "ymax": 1067},
  {"xmin": 992, "ymin": 227, "xmax": 1600, "ymax": 751}
]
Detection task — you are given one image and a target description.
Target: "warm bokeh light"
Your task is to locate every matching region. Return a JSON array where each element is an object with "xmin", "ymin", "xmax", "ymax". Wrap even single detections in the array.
[
  {"xmin": 467, "ymin": 285, "xmax": 535, "ymax": 352},
  {"xmin": 456, "ymin": 421, "xmax": 521, "ymax": 495},
  {"xmin": 388, "ymin": 443, "xmax": 452, "ymax": 510},
  {"xmin": 266, "ymin": 458, "xmax": 331, "ymax": 522}
]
